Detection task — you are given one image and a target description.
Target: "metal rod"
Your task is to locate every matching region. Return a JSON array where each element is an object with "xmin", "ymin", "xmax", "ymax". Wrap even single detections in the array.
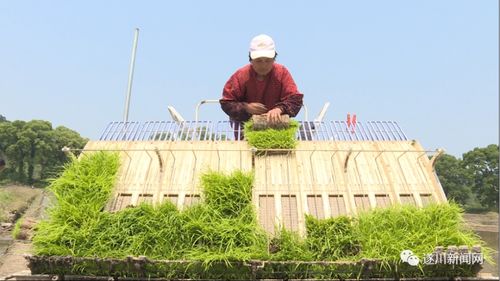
[
  {"xmin": 195, "ymin": 100, "xmax": 219, "ymax": 124},
  {"xmin": 100, "ymin": 120, "xmax": 412, "ymax": 142},
  {"xmin": 76, "ymin": 147, "xmax": 438, "ymax": 153},
  {"xmin": 302, "ymin": 103, "xmax": 309, "ymax": 121},
  {"xmin": 123, "ymin": 28, "xmax": 139, "ymax": 123}
]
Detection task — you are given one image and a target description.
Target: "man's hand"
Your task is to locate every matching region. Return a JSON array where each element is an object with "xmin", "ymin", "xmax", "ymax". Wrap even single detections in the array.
[
  {"xmin": 244, "ymin": 103, "xmax": 268, "ymax": 115},
  {"xmin": 267, "ymin": 107, "xmax": 283, "ymax": 123}
]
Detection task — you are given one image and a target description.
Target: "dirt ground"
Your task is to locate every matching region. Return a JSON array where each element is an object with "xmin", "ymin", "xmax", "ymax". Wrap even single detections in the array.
[
  {"xmin": 463, "ymin": 212, "xmax": 499, "ymax": 232},
  {"xmin": 0, "ymin": 185, "xmax": 42, "ymax": 224},
  {"xmin": 0, "ymin": 185, "xmax": 48, "ymax": 279}
]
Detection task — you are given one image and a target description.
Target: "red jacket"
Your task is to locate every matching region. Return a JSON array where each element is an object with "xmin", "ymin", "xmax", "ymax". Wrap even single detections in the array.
[{"xmin": 220, "ymin": 63, "xmax": 303, "ymax": 121}]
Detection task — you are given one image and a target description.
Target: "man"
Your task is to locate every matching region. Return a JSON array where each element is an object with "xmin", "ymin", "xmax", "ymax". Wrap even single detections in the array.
[{"xmin": 220, "ymin": 34, "xmax": 303, "ymax": 128}]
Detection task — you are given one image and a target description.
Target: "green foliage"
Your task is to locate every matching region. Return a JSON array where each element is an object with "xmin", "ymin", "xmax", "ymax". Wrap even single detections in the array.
[
  {"xmin": 269, "ymin": 228, "xmax": 313, "ymax": 261},
  {"xmin": 87, "ymin": 202, "xmax": 189, "ymax": 259},
  {"xmin": 201, "ymin": 171, "xmax": 253, "ymax": 217},
  {"xmin": 305, "ymin": 215, "xmax": 360, "ymax": 260},
  {"xmin": 355, "ymin": 203, "xmax": 491, "ymax": 264},
  {"xmin": 34, "ymin": 164, "xmax": 268, "ymax": 266},
  {"xmin": 435, "ymin": 154, "xmax": 472, "ymax": 206},
  {"xmin": 462, "ymin": 144, "xmax": 499, "ymax": 211},
  {"xmin": 33, "ymin": 152, "xmax": 120, "ymax": 256},
  {"xmin": 12, "ymin": 216, "xmax": 23, "ymax": 239},
  {"xmin": 267, "ymin": 203, "xmax": 491, "ymax": 268},
  {"xmin": 181, "ymin": 204, "xmax": 268, "ymax": 265},
  {"xmin": 32, "ymin": 152, "xmax": 490, "ymax": 278},
  {"xmin": 244, "ymin": 120, "xmax": 299, "ymax": 150},
  {"xmin": 0, "ymin": 119, "xmax": 88, "ymax": 186},
  {"xmin": 435, "ymin": 144, "xmax": 499, "ymax": 212},
  {"xmin": 0, "ymin": 191, "xmax": 12, "ymax": 205},
  {"xmin": 179, "ymin": 171, "xmax": 268, "ymax": 265}
]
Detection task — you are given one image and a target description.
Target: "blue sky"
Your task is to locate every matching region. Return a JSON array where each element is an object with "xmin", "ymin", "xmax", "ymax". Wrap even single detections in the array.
[{"xmin": 0, "ymin": 0, "xmax": 497, "ymax": 157}]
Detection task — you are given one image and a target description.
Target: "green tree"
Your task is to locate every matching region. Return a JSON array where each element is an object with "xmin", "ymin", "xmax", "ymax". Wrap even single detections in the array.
[
  {"xmin": 435, "ymin": 154, "xmax": 472, "ymax": 206},
  {"xmin": 0, "ymin": 121, "xmax": 18, "ymax": 179},
  {"xmin": 42, "ymin": 126, "xmax": 88, "ymax": 178},
  {"xmin": 4, "ymin": 120, "xmax": 28, "ymax": 182},
  {"xmin": 462, "ymin": 144, "xmax": 499, "ymax": 211},
  {"xmin": 0, "ymin": 119, "xmax": 88, "ymax": 185},
  {"xmin": 23, "ymin": 120, "xmax": 53, "ymax": 184},
  {"xmin": 0, "ymin": 115, "xmax": 6, "ymax": 122}
]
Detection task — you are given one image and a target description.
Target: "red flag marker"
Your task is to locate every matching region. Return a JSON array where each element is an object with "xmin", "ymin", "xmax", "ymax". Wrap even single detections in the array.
[{"xmin": 351, "ymin": 114, "xmax": 357, "ymax": 134}]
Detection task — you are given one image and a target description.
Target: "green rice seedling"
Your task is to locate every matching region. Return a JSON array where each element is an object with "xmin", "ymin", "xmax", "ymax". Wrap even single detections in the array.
[
  {"xmin": 33, "ymin": 152, "xmax": 120, "ymax": 256},
  {"xmin": 201, "ymin": 170, "xmax": 253, "ymax": 218},
  {"xmin": 85, "ymin": 201, "xmax": 190, "ymax": 260},
  {"xmin": 178, "ymin": 171, "xmax": 269, "ymax": 266},
  {"xmin": 181, "ymin": 202, "xmax": 268, "ymax": 266},
  {"xmin": 355, "ymin": 203, "xmax": 492, "ymax": 265},
  {"xmin": 269, "ymin": 227, "xmax": 313, "ymax": 261},
  {"xmin": 244, "ymin": 119, "xmax": 299, "ymax": 150},
  {"xmin": 12, "ymin": 217, "xmax": 23, "ymax": 239},
  {"xmin": 305, "ymin": 214, "xmax": 360, "ymax": 261},
  {"xmin": 32, "ymin": 148, "xmax": 491, "ymax": 279}
]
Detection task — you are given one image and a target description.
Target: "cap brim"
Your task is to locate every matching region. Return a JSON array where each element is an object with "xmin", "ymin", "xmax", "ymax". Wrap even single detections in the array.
[{"xmin": 250, "ymin": 50, "xmax": 276, "ymax": 59}]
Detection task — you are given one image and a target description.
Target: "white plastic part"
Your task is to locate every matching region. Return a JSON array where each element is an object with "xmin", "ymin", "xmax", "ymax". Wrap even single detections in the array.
[
  {"xmin": 314, "ymin": 102, "xmax": 330, "ymax": 123},
  {"xmin": 168, "ymin": 106, "xmax": 186, "ymax": 123}
]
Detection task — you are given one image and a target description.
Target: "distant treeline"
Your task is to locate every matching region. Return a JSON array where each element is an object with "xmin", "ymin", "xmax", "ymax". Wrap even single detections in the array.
[
  {"xmin": 0, "ymin": 114, "xmax": 87, "ymax": 186},
  {"xmin": 435, "ymin": 144, "xmax": 498, "ymax": 212}
]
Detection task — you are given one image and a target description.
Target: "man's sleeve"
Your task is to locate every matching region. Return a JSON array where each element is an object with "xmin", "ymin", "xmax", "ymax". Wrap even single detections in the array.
[
  {"xmin": 220, "ymin": 74, "xmax": 251, "ymax": 121},
  {"xmin": 274, "ymin": 67, "xmax": 303, "ymax": 117}
]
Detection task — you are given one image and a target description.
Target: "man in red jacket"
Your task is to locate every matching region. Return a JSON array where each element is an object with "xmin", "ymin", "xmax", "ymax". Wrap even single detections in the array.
[{"xmin": 220, "ymin": 34, "xmax": 303, "ymax": 128}]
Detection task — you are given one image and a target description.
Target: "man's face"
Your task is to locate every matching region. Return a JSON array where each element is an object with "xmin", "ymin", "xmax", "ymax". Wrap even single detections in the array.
[{"xmin": 251, "ymin": 57, "xmax": 275, "ymax": 76}]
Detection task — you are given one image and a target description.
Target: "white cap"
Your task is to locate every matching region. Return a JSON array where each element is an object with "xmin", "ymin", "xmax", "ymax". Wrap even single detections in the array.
[{"xmin": 249, "ymin": 34, "xmax": 276, "ymax": 59}]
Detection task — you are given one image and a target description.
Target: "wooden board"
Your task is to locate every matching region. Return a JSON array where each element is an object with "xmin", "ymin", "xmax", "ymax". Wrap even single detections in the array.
[{"xmin": 83, "ymin": 139, "xmax": 447, "ymax": 235}]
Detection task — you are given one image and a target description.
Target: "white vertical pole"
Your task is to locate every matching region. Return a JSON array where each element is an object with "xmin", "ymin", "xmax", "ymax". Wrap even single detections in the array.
[{"xmin": 123, "ymin": 28, "xmax": 140, "ymax": 123}]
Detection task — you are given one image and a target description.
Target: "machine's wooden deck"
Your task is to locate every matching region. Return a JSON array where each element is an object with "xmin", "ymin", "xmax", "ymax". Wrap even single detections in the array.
[{"xmin": 83, "ymin": 139, "xmax": 446, "ymax": 235}]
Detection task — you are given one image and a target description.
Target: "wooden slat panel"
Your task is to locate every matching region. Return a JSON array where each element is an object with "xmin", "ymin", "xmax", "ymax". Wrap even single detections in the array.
[
  {"xmin": 354, "ymin": 194, "xmax": 371, "ymax": 212},
  {"xmin": 259, "ymin": 195, "xmax": 275, "ymax": 234},
  {"xmin": 184, "ymin": 194, "xmax": 201, "ymax": 207},
  {"xmin": 329, "ymin": 195, "xmax": 347, "ymax": 217},
  {"xmin": 281, "ymin": 195, "xmax": 298, "ymax": 231},
  {"xmin": 84, "ymin": 141, "xmax": 252, "ymax": 212},
  {"xmin": 114, "ymin": 193, "xmax": 132, "ymax": 210},
  {"xmin": 84, "ymin": 139, "xmax": 449, "ymax": 233},
  {"xmin": 163, "ymin": 194, "xmax": 178, "ymax": 206},
  {"xmin": 375, "ymin": 194, "xmax": 391, "ymax": 208},
  {"xmin": 138, "ymin": 194, "xmax": 154, "ymax": 204},
  {"xmin": 307, "ymin": 195, "xmax": 324, "ymax": 219},
  {"xmin": 420, "ymin": 194, "xmax": 434, "ymax": 206},
  {"xmin": 400, "ymin": 194, "xmax": 415, "ymax": 205}
]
